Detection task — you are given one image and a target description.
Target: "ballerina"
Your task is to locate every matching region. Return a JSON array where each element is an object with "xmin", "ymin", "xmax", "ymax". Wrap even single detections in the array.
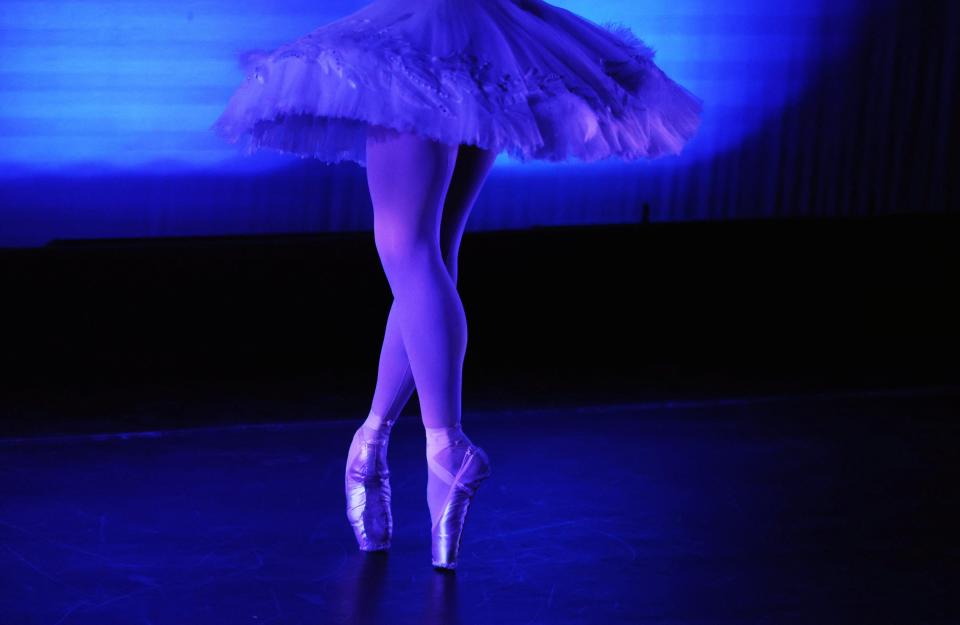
[{"xmin": 211, "ymin": 0, "xmax": 703, "ymax": 570}]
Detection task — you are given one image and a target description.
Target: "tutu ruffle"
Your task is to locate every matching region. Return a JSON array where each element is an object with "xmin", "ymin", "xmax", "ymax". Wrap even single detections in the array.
[{"xmin": 210, "ymin": 0, "xmax": 703, "ymax": 166}]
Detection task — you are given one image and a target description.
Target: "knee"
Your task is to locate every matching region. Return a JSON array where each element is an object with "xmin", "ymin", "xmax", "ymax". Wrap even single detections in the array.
[
  {"xmin": 374, "ymin": 219, "xmax": 434, "ymax": 276},
  {"xmin": 439, "ymin": 222, "xmax": 464, "ymax": 280},
  {"xmin": 440, "ymin": 243, "xmax": 459, "ymax": 284}
]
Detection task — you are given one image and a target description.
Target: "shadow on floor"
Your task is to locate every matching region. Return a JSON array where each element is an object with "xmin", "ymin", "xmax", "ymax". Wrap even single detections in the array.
[{"xmin": 1, "ymin": 386, "xmax": 957, "ymax": 624}]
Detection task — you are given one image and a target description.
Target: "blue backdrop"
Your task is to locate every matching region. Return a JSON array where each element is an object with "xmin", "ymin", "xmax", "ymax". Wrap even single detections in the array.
[{"xmin": 0, "ymin": 0, "xmax": 955, "ymax": 246}]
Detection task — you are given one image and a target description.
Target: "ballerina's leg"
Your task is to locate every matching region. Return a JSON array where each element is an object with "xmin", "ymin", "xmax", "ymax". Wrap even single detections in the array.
[
  {"xmin": 365, "ymin": 143, "xmax": 498, "ymax": 431},
  {"xmin": 366, "ymin": 128, "xmax": 494, "ymax": 568}
]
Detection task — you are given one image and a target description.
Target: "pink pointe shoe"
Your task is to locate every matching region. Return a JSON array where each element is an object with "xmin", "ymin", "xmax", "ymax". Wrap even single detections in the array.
[
  {"xmin": 429, "ymin": 443, "xmax": 492, "ymax": 569},
  {"xmin": 345, "ymin": 426, "xmax": 393, "ymax": 551}
]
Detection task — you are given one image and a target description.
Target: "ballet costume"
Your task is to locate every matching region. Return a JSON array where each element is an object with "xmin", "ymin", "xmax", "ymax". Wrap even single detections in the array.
[
  {"xmin": 210, "ymin": 0, "xmax": 704, "ymax": 166},
  {"xmin": 214, "ymin": 0, "xmax": 702, "ymax": 569}
]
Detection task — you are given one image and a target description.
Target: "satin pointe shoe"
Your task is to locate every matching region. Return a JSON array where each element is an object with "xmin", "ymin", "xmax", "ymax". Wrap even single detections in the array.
[
  {"xmin": 429, "ymin": 443, "xmax": 492, "ymax": 569},
  {"xmin": 345, "ymin": 426, "xmax": 393, "ymax": 551}
]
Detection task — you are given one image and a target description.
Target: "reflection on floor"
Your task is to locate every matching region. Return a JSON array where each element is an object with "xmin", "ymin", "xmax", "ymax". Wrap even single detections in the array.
[{"xmin": 1, "ymin": 387, "xmax": 956, "ymax": 625}]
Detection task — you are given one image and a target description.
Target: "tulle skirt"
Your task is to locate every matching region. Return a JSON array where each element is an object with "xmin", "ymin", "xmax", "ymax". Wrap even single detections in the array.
[{"xmin": 210, "ymin": 0, "xmax": 703, "ymax": 166}]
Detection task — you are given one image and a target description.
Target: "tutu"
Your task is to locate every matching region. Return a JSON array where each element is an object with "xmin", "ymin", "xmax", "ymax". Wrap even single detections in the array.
[{"xmin": 210, "ymin": 0, "xmax": 703, "ymax": 166}]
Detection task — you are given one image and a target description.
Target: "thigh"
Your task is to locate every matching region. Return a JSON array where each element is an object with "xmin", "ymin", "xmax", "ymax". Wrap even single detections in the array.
[
  {"xmin": 439, "ymin": 144, "xmax": 499, "ymax": 262},
  {"xmin": 366, "ymin": 125, "xmax": 459, "ymax": 249}
]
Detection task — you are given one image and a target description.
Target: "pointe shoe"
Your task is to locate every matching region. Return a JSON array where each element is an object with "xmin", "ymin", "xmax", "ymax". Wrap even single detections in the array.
[
  {"xmin": 345, "ymin": 426, "xmax": 393, "ymax": 551},
  {"xmin": 429, "ymin": 443, "xmax": 492, "ymax": 569}
]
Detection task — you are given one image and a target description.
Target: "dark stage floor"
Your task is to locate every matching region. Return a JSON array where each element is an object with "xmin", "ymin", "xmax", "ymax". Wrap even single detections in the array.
[{"xmin": 1, "ymin": 386, "xmax": 957, "ymax": 625}]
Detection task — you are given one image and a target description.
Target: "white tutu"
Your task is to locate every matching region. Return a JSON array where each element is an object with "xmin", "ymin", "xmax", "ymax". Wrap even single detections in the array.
[{"xmin": 210, "ymin": 0, "xmax": 703, "ymax": 166}]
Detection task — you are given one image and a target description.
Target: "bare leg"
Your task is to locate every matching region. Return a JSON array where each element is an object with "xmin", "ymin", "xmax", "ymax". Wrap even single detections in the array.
[{"xmin": 368, "ymin": 143, "xmax": 498, "ymax": 426}]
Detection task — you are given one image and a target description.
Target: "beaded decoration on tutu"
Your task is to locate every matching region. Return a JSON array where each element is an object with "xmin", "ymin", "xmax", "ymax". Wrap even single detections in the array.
[{"xmin": 210, "ymin": 0, "xmax": 703, "ymax": 166}]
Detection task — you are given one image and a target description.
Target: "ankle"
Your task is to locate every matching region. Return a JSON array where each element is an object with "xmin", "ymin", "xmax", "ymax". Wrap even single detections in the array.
[
  {"xmin": 424, "ymin": 423, "xmax": 468, "ymax": 451},
  {"xmin": 362, "ymin": 409, "xmax": 396, "ymax": 438}
]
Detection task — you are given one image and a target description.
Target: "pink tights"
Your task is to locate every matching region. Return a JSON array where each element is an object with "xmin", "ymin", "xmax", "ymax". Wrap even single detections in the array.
[{"xmin": 364, "ymin": 125, "xmax": 498, "ymax": 430}]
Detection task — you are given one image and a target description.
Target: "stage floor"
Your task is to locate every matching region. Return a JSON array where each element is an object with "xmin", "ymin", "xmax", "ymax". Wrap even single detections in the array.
[{"xmin": 1, "ymin": 387, "xmax": 956, "ymax": 625}]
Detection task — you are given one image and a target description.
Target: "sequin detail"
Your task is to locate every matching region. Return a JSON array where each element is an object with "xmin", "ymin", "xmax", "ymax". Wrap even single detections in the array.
[{"xmin": 209, "ymin": 1, "xmax": 703, "ymax": 165}]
